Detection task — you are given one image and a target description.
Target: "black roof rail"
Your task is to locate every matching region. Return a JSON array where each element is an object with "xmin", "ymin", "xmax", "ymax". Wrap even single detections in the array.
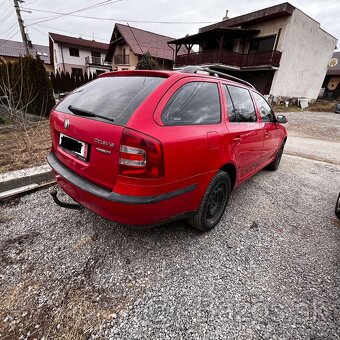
[{"xmin": 180, "ymin": 65, "xmax": 255, "ymax": 89}]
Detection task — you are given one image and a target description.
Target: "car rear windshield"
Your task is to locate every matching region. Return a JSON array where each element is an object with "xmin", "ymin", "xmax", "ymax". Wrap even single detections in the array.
[{"xmin": 55, "ymin": 76, "xmax": 165, "ymax": 126}]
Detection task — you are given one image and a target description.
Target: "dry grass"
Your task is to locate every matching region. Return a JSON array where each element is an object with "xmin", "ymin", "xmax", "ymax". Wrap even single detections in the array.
[
  {"xmin": 0, "ymin": 121, "xmax": 51, "ymax": 174},
  {"xmin": 0, "ymin": 280, "xmax": 115, "ymax": 340},
  {"xmin": 273, "ymin": 99, "xmax": 338, "ymax": 112}
]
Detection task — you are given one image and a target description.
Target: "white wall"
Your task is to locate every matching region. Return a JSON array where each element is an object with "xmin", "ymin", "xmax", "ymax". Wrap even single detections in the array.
[
  {"xmin": 270, "ymin": 9, "xmax": 337, "ymax": 100},
  {"xmin": 53, "ymin": 41, "xmax": 107, "ymax": 74},
  {"xmin": 246, "ymin": 15, "xmax": 292, "ymax": 52}
]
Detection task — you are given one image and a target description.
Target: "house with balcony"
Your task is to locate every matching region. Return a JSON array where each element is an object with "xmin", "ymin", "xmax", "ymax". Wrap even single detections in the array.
[
  {"xmin": 48, "ymin": 33, "xmax": 111, "ymax": 76},
  {"xmin": 105, "ymin": 24, "xmax": 186, "ymax": 71},
  {"xmin": 168, "ymin": 2, "xmax": 337, "ymax": 100}
]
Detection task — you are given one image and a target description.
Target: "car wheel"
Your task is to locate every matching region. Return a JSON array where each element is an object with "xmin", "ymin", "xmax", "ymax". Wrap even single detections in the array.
[
  {"xmin": 266, "ymin": 142, "xmax": 285, "ymax": 171},
  {"xmin": 335, "ymin": 193, "xmax": 340, "ymax": 219},
  {"xmin": 188, "ymin": 171, "xmax": 231, "ymax": 232}
]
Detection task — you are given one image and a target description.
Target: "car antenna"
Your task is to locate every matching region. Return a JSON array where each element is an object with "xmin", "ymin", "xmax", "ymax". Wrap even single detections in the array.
[{"xmin": 127, "ymin": 22, "xmax": 152, "ymax": 70}]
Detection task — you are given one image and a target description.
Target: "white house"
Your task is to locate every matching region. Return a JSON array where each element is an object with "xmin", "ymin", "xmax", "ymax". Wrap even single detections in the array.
[
  {"xmin": 48, "ymin": 33, "xmax": 111, "ymax": 76},
  {"xmin": 169, "ymin": 2, "xmax": 338, "ymax": 100}
]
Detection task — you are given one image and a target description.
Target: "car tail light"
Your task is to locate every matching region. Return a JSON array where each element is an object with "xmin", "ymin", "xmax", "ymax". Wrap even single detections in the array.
[{"xmin": 119, "ymin": 128, "xmax": 164, "ymax": 178}]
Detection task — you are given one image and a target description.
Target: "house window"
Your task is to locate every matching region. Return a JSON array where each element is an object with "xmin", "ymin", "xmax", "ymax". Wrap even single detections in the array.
[
  {"xmin": 249, "ymin": 36, "xmax": 276, "ymax": 53},
  {"xmin": 91, "ymin": 51, "xmax": 100, "ymax": 57},
  {"xmin": 71, "ymin": 68, "xmax": 83, "ymax": 76},
  {"xmin": 69, "ymin": 47, "xmax": 79, "ymax": 57}
]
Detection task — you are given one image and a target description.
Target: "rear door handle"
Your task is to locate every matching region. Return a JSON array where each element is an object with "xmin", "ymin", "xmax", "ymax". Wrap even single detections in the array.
[{"xmin": 233, "ymin": 137, "xmax": 241, "ymax": 144}]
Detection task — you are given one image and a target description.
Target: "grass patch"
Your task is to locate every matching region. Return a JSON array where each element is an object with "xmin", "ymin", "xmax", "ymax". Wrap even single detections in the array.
[
  {"xmin": 273, "ymin": 99, "xmax": 338, "ymax": 112},
  {"xmin": 0, "ymin": 121, "xmax": 51, "ymax": 173}
]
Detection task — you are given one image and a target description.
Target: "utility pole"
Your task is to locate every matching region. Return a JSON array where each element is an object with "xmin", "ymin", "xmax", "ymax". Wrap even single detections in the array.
[{"xmin": 13, "ymin": 0, "xmax": 30, "ymax": 55}]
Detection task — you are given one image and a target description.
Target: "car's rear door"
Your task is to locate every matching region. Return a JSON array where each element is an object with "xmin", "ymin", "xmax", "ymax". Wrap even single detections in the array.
[
  {"xmin": 152, "ymin": 76, "xmax": 226, "ymax": 183},
  {"xmin": 222, "ymin": 84, "xmax": 264, "ymax": 182}
]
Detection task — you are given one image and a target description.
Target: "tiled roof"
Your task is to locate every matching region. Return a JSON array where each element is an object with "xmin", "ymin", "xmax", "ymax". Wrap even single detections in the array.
[
  {"xmin": 106, "ymin": 24, "xmax": 187, "ymax": 62},
  {"xmin": 49, "ymin": 33, "xmax": 108, "ymax": 51},
  {"xmin": 0, "ymin": 39, "xmax": 50, "ymax": 64},
  {"xmin": 327, "ymin": 51, "xmax": 340, "ymax": 76}
]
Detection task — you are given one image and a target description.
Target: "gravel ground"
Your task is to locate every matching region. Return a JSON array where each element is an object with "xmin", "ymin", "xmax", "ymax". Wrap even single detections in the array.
[
  {"xmin": 1, "ymin": 111, "xmax": 340, "ymax": 339},
  {"xmin": 1, "ymin": 153, "xmax": 340, "ymax": 339}
]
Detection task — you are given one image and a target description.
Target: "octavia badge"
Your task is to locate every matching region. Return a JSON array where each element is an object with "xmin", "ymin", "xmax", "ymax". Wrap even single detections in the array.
[{"xmin": 64, "ymin": 119, "xmax": 70, "ymax": 129}]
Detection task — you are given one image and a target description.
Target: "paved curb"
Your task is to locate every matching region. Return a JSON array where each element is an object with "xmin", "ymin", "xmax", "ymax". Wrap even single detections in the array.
[{"xmin": 0, "ymin": 164, "xmax": 54, "ymax": 195}]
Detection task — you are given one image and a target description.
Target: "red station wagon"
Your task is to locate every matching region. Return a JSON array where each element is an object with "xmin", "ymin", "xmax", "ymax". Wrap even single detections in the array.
[{"xmin": 48, "ymin": 67, "xmax": 287, "ymax": 231}]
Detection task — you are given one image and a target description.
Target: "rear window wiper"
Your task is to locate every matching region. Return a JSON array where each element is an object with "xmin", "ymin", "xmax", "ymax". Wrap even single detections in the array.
[{"xmin": 68, "ymin": 105, "xmax": 114, "ymax": 122}]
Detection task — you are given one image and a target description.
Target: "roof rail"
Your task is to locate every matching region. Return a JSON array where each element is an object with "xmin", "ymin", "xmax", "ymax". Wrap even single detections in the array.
[{"xmin": 180, "ymin": 66, "xmax": 255, "ymax": 89}]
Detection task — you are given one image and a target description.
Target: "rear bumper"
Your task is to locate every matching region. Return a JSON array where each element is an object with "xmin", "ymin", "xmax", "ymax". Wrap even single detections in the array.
[{"xmin": 47, "ymin": 152, "xmax": 198, "ymax": 225}]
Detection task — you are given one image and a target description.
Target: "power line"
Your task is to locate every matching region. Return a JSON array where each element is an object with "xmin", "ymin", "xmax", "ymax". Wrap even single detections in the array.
[
  {"xmin": 36, "ymin": 24, "xmax": 108, "ymax": 41},
  {"xmin": 0, "ymin": 21, "xmax": 17, "ymax": 36},
  {"xmin": 22, "ymin": 7, "xmax": 215, "ymax": 24},
  {"xmin": 1, "ymin": 11, "xmax": 15, "ymax": 26},
  {"xmin": 0, "ymin": 29, "xmax": 21, "ymax": 46},
  {"xmin": 24, "ymin": 0, "xmax": 123, "ymax": 27},
  {"xmin": 0, "ymin": 4, "xmax": 13, "ymax": 22}
]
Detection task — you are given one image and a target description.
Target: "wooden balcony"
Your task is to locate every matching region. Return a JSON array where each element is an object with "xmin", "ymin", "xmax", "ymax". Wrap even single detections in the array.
[
  {"xmin": 176, "ymin": 49, "xmax": 282, "ymax": 68},
  {"xmin": 114, "ymin": 54, "xmax": 130, "ymax": 65}
]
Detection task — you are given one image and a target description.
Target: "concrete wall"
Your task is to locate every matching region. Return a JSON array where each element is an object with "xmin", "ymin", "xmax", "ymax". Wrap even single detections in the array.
[
  {"xmin": 270, "ymin": 9, "xmax": 337, "ymax": 100},
  {"xmin": 246, "ymin": 15, "xmax": 292, "ymax": 53}
]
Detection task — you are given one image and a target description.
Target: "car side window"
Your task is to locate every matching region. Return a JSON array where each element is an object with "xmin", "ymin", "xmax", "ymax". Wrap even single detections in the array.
[
  {"xmin": 227, "ymin": 85, "xmax": 257, "ymax": 122},
  {"xmin": 222, "ymin": 85, "xmax": 236, "ymax": 122},
  {"xmin": 252, "ymin": 92, "xmax": 275, "ymax": 123},
  {"xmin": 161, "ymin": 82, "xmax": 221, "ymax": 125}
]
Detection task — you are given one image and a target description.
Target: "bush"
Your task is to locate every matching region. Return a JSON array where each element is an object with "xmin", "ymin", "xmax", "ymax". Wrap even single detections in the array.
[
  {"xmin": 135, "ymin": 52, "xmax": 160, "ymax": 70},
  {"xmin": 0, "ymin": 56, "xmax": 55, "ymax": 116}
]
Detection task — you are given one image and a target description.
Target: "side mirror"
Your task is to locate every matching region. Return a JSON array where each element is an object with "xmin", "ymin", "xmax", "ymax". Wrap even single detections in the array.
[{"xmin": 277, "ymin": 115, "xmax": 287, "ymax": 124}]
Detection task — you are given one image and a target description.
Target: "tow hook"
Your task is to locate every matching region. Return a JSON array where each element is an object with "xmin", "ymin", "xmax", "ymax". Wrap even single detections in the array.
[{"xmin": 50, "ymin": 190, "xmax": 83, "ymax": 210}]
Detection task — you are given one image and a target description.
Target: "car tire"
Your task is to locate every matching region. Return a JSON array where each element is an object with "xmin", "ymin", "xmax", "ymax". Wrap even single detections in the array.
[
  {"xmin": 188, "ymin": 171, "xmax": 231, "ymax": 232},
  {"xmin": 266, "ymin": 142, "xmax": 285, "ymax": 171},
  {"xmin": 335, "ymin": 193, "xmax": 340, "ymax": 219}
]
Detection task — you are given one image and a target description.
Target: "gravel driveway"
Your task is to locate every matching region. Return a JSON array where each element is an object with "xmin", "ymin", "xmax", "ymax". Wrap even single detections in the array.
[{"xmin": 0, "ymin": 112, "xmax": 340, "ymax": 339}]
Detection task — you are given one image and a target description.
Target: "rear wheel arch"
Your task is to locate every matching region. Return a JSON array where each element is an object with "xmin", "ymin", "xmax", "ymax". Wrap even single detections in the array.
[{"xmin": 220, "ymin": 163, "xmax": 237, "ymax": 191}]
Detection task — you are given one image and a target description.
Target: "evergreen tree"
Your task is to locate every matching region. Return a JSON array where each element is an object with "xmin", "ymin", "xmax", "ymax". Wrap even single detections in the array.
[
  {"xmin": 60, "ymin": 71, "xmax": 66, "ymax": 92},
  {"xmin": 135, "ymin": 52, "xmax": 160, "ymax": 70},
  {"xmin": 84, "ymin": 71, "xmax": 89, "ymax": 84},
  {"xmin": 80, "ymin": 72, "xmax": 85, "ymax": 86},
  {"xmin": 55, "ymin": 70, "xmax": 61, "ymax": 93},
  {"xmin": 75, "ymin": 72, "xmax": 81, "ymax": 88},
  {"xmin": 65, "ymin": 72, "xmax": 72, "ymax": 92},
  {"xmin": 0, "ymin": 56, "xmax": 55, "ymax": 116},
  {"xmin": 50, "ymin": 72, "xmax": 56, "ymax": 91}
]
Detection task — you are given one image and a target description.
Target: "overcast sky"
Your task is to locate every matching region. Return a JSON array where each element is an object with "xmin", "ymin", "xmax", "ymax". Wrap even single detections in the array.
[{"xmin": 1, "ymin": 0, "xmax": 339, "ymax": 48}]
